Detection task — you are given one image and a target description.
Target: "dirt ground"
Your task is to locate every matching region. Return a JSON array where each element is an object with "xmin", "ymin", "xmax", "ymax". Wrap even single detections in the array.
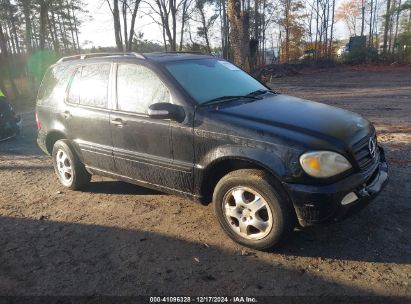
[{"xmin": 0, "ymin": 66, "xmax": 410, "ymax": 297}]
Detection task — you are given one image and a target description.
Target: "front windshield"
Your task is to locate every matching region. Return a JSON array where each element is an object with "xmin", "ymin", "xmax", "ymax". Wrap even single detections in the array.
[{"xmin": 165, "ymin": 59, "xmax": 267, "ymax": 104}]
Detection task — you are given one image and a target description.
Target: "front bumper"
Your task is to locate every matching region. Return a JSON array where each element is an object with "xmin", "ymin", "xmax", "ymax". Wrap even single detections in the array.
[{"xmin": 285, "ymin": 147, "xmax": 389, "ymax": 226}]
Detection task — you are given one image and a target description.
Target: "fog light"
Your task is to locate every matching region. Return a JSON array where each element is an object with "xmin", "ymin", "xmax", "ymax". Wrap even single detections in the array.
[{"xmin": 341, "ymin": 192, "xmax": 358, "ymax": 205}]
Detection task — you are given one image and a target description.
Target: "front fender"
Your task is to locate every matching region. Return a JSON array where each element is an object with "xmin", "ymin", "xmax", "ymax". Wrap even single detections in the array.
[
  {"xmin": 197, "ymin": 145, "xmax": 292, "ymax": 179},
  {"xmin": 193, "ymin": 143, "xmax": 302, "ymax": 203}
]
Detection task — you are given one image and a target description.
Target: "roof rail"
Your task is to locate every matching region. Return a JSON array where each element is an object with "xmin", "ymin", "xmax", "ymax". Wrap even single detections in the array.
[
  {"xmin": 56, "ymin": 52, "xmax": 145, "ymax": 63},
  {"xmin": 151, "ymin": 51, "xmax": 207, "ymax": 55}
]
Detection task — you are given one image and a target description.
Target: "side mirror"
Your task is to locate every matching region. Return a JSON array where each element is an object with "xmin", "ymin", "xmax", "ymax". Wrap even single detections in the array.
[{"xmin": 148, "ymin": 103, "xmax": 186, "ymax": 123}]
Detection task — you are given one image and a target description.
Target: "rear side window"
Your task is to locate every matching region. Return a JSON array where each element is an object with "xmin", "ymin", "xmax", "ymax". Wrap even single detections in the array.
[
  {"xmin": 80, "ymin": 64, "xmax": 111, "ymax": 108},
  {"xmin": 67, "ymin": 64, "xmax": 111, "ymax": 108},
  {"xmin": 116, "ymin": 64, "xmax": 170, "ymax": 114}
]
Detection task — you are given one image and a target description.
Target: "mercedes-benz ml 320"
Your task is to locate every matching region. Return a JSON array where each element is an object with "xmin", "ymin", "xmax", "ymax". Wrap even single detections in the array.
[{"xmin": 36, "ymin": 52, "xmax": 388, "ymax": 249}]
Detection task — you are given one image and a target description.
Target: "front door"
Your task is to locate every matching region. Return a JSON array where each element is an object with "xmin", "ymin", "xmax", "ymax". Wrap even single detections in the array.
[{"xmin": 110, "ymin": 63, "xmax": 178, "ymax": 190}]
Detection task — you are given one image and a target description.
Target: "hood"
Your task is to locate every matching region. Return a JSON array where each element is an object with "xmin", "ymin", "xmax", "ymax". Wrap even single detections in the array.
[{"xmin": 216, "ymin": 94, "xmax": 372, "ymax": 147}]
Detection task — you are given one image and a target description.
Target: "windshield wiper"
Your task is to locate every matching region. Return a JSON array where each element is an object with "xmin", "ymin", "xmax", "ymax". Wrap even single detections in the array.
[
  {"xmin": 200, "ymin": 95, "xmax": 261, "ymax": 106},
  {"xmin": 246, "ymin": 89, "xmax": 277, "ymax": 96}
]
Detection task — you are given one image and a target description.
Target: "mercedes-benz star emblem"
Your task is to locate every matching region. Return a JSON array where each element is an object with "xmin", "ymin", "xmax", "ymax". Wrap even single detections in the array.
[{"xmin": 368, "ymin": 137, "xmax": 376, "ymax": 158}]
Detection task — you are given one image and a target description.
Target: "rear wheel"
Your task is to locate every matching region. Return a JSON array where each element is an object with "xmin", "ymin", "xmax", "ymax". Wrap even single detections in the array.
[
  {"xmin": 52, "ymin": 140, "xmax": 91, "ymax": 190},
  {"xmin": 213, "ymin": 169, "xmax": 295, "ymax": 250}
]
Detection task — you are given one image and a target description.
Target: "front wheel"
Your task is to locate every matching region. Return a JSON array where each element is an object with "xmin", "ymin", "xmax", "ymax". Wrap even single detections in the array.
[
  {"xmin": 213, "ymin": 169, "xmax": 295, "ymax": 250},
  {"xmin": 52, "ymin": 140, "xmax": 91, "ymax": 190}
]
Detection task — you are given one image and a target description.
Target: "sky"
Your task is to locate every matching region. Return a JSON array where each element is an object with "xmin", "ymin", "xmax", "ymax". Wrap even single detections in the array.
[
  {"xmin": 79, "ymin": 0, "xmax": 349, "ymax": 49},
  {"xmin": 79, "ymin": 0, "xmax": 164, "ymax": 48}
]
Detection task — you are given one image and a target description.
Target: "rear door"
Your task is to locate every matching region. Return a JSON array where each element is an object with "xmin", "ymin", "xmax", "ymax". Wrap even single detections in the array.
[
  {"xmin": 65, "ymin": 63, "xmax": 115, "ymax": 172},
  {"xmin": 110, "ymin": 63, "xmax": 178, "ymax": 189}
]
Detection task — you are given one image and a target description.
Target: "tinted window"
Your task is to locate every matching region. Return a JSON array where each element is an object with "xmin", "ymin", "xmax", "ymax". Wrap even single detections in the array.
[
  {"xmin": 117, "ymin": 64, "xmax": 170, "ymax": 114},
  {"xmin": 67, "ymin": 64, "xmax": 111, "ymax": 107},
  {"xmin": 37, "ymin": 68, "xmax": 54, "ymax": 101},
  {"xmin": 165, "ymin": 59, "xmax": 266, "ymax": 104},
  {"xmin": 79, "ymin": 64, "xmax": 111, "ymax": 108},
  {"xmin": 38, "ymin": 65, "xmax": 74, "ymax": 103}
]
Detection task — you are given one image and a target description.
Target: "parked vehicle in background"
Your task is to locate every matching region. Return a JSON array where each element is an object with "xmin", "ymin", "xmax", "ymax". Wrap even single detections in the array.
[
  {"xmin": 36, "ymin": 52, "xmax": 388, "ymax": 250},
  {"xmin": 0, "ymin": 90, "xmax": 22, "ymax": 141}
]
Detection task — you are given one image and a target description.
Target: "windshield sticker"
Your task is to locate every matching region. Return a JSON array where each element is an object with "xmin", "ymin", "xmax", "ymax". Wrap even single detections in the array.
[{"xmin": 219, "ymin": 61, "xmax": 240, "ymax": 71}]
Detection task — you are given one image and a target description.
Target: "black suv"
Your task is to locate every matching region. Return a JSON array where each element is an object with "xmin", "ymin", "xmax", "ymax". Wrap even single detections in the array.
[{"xmin": 36, "ymin": 52, "xmax": 388, "ymax": 249}]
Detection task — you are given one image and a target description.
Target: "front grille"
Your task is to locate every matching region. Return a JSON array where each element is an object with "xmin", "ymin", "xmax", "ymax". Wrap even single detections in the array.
[{"xmin": 352, "ymin": 132, "xmax": 379, "ymax": 171}]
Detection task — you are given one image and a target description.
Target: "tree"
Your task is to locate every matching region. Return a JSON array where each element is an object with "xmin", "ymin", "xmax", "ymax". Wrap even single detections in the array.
[
  {"xmin": 393, "ymin": 0, "xmax": 403, "ymax": 55},
  {"xmin": 329, "ymin": 0, "xmax": 336, "ymax": 56},
  {"xmin": 19, "ymin": 0, "xmax": 33, "ymax": 53},
  {"xmin": 106, "ymin": 0, "xmax": 142, "ymax": 51},
  {"xmin": 106, "ymin": 0, "xmax": 123, "ymax": 51},
  {"xmin": 336, "ymin": 0, "xmax": 362, "ymax": 36},
  {"xmin": 38, "ymin": 0, "xmax": 50, "ymax": 50},
  {"xmin": 144, "ymin": 0, "xmax": 190, "ymax": 51},
  {"xmin": 218, "ymin": 0, "xmax": 229, "ymax": 58},
  {"xmin": 227, "ymin": 0, "xmax": 250, "ymax": 70},
  {"xmin": 383, "ymin": 0, "xmax": 392, "ymax": 55},
  {"xmin": 193, "ymin": 0, "xmax": 217, "ymax": 53},
  {"xmin": 278, "ymin": 0, "xmax": 305, "ymax": 62},
  {"xmin": 0, "ymin": 20, "xmax": 18, "ymax": 97},
  {"xmin": 179, "ymin": 0, "xmax": 193, "ymax": 50},
  {"xmin": 360, "ymin": 0, "xmax": 365, "ymax": 36}
]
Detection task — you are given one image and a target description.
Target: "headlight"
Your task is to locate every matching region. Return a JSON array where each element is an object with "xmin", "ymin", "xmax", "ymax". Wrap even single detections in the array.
[{"xmin": 299, "ymin": 151, "xmax": 352, "ymax": 178}]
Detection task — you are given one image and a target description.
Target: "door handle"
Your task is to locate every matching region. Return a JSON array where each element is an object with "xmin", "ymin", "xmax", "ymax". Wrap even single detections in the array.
[
  {"xmin": 111, "ymin": 118, "xmax": 126, "ymax": 127},
  {"xmin": 62, "ymin": 111, "xmax": 71, "ymax": 119}
]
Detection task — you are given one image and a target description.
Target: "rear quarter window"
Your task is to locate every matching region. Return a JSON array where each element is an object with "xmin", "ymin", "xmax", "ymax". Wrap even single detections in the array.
[{"xmin": 37, "ymin": 64, "xmax": 75, "ymax": 105}]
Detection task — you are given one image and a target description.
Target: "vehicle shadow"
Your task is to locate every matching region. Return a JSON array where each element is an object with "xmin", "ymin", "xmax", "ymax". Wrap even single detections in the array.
[
  {"xmin": 0, "ymin": 216, "xmax": 385, "ymax": 297},
  {"xmin": 85, "ymin": 180, "xmax": 160, "ymax": 195},
  {"xmin": 46, "ymin": 167, "xmax": 411, "ymax": 266},
  {"xmin": 0, "ymin": 136, "xmax": 44, "ymax": 157},
  {"xmin": 0, "ymin": 164, "xmax": 52, "ymax": 171}
]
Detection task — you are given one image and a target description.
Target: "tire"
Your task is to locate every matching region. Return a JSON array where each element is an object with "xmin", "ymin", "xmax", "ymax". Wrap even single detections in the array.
[
  {"xmin": 52, "ymin": 139, "xmax": 91, "ymax": 190},
  {"xmin": 213, "ymin": 169, "xmax": 295, "ymax": 250}
]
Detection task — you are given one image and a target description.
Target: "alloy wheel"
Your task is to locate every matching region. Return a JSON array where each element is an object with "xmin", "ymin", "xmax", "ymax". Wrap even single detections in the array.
[
  {"xmin": 222, "ymin": 186, "xmax": 273, "ymax": 240},
  {"xmin": 56, "ymin": 149, "xmax": 73, "ymax": 184}
]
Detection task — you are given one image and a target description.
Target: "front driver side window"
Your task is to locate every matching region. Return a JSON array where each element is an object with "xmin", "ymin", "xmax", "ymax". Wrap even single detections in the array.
[{"xmin": 116, "ymin": 64, "xmax": 170, "ymax": 114}]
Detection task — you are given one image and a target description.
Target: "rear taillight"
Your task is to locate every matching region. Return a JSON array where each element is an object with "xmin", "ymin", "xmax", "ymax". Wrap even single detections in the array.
[{"xmin": 36, "ymin": 112, "xmax": 41, "ymax": 130}]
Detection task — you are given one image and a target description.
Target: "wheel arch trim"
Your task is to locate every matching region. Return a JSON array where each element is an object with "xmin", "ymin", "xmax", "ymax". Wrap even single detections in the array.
[{"xmin": 195, "ymin": 147, "xmax": 288, "ymax": 202}]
